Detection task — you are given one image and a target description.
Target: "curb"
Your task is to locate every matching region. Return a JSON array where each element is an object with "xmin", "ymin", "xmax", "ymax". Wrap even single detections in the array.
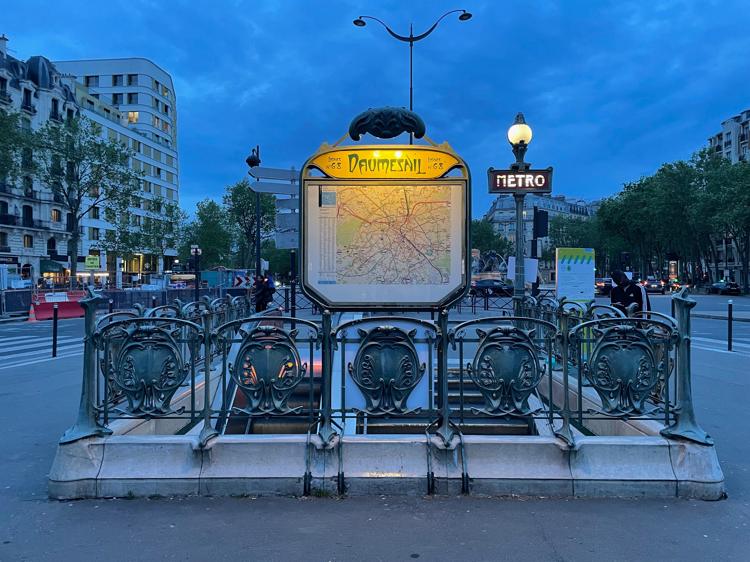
[{"xmin": 693, "ymin": 313, "xmax": 750, "ymax": 323}]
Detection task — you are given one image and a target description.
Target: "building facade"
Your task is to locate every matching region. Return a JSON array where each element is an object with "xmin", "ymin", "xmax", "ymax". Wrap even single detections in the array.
[
  {"xmin": 0, "ymin": 36, "xmax": 179, "ymax": 288},
  {"xmin": 483, "ymin": 194, "xmax": 594, "ymax": 282},
  {"xmin": 54, "ymin": 58, "xmax": 180, "ymax": 284},
  {"xmin": 705, "ymin": 109, "xmax": 750, "ymax": 282}
]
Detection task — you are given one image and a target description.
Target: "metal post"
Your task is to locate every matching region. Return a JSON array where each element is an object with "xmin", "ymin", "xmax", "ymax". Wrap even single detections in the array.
[
  {"xmin": 728, "ymin": 299, "xmax": 733, "ymax": 352},
  {"xmin": 554, "ymin": 311, "xmax": 574, "ymax": 446},
  {"xmin": 151, "ymin": 295, "xmax": 157, "ymax": 309},
  {"xmin": 661, "ymin": 289, "xmax": 713, "ymax": 444},
  {"xmin": 409, "ymin": 27, "xmax": 414, "ymax": 145},
  {"xmin": 255, "ymin": 190, "xmax": 262, "ymax": 277},
  {"xmin": 52, "ymin": 304, "xmax": 58, "ymax": 358},
  {"xmin": 513, "ymin": 193, "xmax": 526, "ymax": 316},
  {"xmin": 318, "ymin": 310, "xmax": 336, "ymax": 444},
  {"xmin": 435, "ymin": 309, "xmax": 454, "ymax": 446},
  {"xmin": 108, "ymin": 298, "xmax": 113, "ymax": 314},
  {"xmin": 60, "ymin": 290, "xmax": 112, "ymax": 444},
  {"xmin": 198, "ymin": 311, "xmax": 218, "ymax": 447},
  {"xmin": 290, "ymin": 249, "xmax": 297, "ymax": 328},
  {"xmin": 194, "ymin": 251, "xmax": 200, "ymax": 304}
]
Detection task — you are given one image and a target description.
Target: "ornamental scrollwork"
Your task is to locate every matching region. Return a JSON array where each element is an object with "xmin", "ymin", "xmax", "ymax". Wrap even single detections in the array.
[
  {"xmin": 110, "ymin": 324, "xmax": 189, "ymax": 416},
  {"xmin": 348, "ymin": 326, "xmax": 426, "ymax": 415},
  {"xmin": 466, "ymin": 326, "xmax": 544, "ymax": 416},
  {"xmin": 583, "ymin": 325, "xmax": 664, "ymax": 415},
  {"xmin": 229, "ymin": 326, "xmax": 306, "ymax": 415}
]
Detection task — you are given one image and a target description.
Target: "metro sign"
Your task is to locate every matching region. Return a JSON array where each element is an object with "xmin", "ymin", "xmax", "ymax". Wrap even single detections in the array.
[{"xmin": 488, "ymin": 167, "xmax": 553, "ymax": 194}]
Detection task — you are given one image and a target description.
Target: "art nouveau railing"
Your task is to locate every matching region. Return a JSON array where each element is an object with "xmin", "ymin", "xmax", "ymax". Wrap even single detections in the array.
[{"xmin": 62, "ymin": 289, "xmax": 712, "ymax": 458}]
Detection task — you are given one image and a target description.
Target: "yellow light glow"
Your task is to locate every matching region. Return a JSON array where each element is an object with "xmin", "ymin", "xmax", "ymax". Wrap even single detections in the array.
[
  {"xmin": 395, "ymin": 150, "xmax": 403, "ymax": 158},
  {"xmin": 507, "ymin": 122, "xmax": 533, "ymax": 145}
]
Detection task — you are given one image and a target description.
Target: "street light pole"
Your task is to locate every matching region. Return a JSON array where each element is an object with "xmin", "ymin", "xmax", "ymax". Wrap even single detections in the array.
[
  {"xmin": 245, "ymin": 145, "xmax": 262, "ymax": 277},
  {"xmin": 353, "ymin": 10, "xmax": 472, "ymax": 144}
]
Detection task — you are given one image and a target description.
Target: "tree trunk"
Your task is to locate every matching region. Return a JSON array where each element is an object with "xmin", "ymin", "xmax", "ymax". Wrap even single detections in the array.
[{"xmin": 68, "ymin": 226, "xmax": 80, "ymax": 289}]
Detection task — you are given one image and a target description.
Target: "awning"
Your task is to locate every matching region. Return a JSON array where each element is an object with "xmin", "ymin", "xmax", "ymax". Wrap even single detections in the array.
[{"xmin": 40, "ymin": 259, "xmax": 66, "ymax": 273}]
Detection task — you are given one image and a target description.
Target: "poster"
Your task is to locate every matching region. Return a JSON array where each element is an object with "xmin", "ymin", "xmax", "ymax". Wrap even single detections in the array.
[{"xmin": 556, "ymin": 248, "xmax": 595, "ymax": 303}]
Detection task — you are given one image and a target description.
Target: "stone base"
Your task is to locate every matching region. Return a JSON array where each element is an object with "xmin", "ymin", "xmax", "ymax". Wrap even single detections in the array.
[{"xmin": 48, "ymin": 433, "xmax": 725, "ymax": 500}]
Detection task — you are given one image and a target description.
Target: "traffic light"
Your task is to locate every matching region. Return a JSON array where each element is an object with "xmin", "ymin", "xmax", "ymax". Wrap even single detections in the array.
[{"xmin": 533, "ymin": 207, "xmax": 548, "ymax": 238}]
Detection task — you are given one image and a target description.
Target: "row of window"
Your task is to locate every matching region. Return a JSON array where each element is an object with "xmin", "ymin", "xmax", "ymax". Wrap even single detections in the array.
[
  {"xmin": 83, "ymin": 74, "xmax": 172, "ymax": 100},
  {"xmin": 0, "ymin": 231, "xmax": 37, "ymax": 249}
]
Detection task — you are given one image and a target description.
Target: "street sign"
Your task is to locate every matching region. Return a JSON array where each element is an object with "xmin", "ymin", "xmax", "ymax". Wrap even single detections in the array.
[
  {"xmin": 488, "ymin": 167, "xmax": 553, "ymax": 194},
  {"xmin": 556, "ymin": 248, "xmax": 595, "ymax": 303},
  {"xmin": 308, "ymin": 147, "xmax": 461, "ymax": 180},
  {"xmin": 84, "ymin": 255, "xmax": 100, "ymax": 270},
  {"xmin": 249, "ymin": 167, "xmax": 297, "ymax": 182},
  {"xmin": 275, "ymin": 198, "xmax": 300, "ymax": 211},
  {"xmin": 250, "ymin": 181, "xmax": 299, "ymax": 196},
  {"xmin": 276, "ymin": 212, "xmax": 299, "ymax": 230}
]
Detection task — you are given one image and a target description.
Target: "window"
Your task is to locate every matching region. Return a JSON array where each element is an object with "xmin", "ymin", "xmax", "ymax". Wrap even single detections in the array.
[
  {"xmin": 163, "ymin": 104, "xmax": 170, "ymax": 116},
  {"xmin": 127, "ymin": 111, "xmax": 139, "ymax": 124},
  {"xmin": 142, "ymin": 145, "xmax": 152, "ymax": 158},
  {"xmin": 84, "ymin": 75, "xmax": 99, "ymax": 87},
  {"xmin": 51, "ymin": 209, "xmax": 62, "ymax": 222},
  {"xmin": 153, "ymin": 149, "xmax": 162, "ymax": 162},
  {"xmin": 152, "ymin": 115, "xmax": 160, "ymax": 128},
  {"xmin": 23, "ymin": 234, "xmax": 33, "ymax": 248},
  {"xmin": 166, "ymin": 171, "xmax": 175, "ymax": 184},
  {"xmin": 22, "ymin": 88, "xmax": 32, "ymax": 108},
  {"xmin": 66, "ymin": 108, "xmax": 75, "ymax": 121},
  {"xmin": 152, "ymin": 78, "xmax": 160, "ymax": 91},
  {"xmin": 112, "ymin": 93, "xmax": 123, "ymax": 105},
  {"xmin": 0, "ymin": 231, "xmax": 8, "ymax": 247},
  {"xmin": 142, "ymin": 163, "xmax": 151, "ymax": 176},
  {"xmin": 0, "ymin": 76, "xmax": 7, "ymax": 93},
  {"xmin": 88, "ymin": 227, "xmax": 100, "ymax": 241},
  {"xmin": 89, "ymin": 185, "xmax": 100, "ymax": 198},
  {"xmin": 155, "ymin": 167, "xmax": 162, "ymax": 179},
  {"xmin": 127, "ymin": 92, "xmax": 138, "ymax": 104},
  {"xmin": 142, "ymin": 180, "xmax": 151, "ymax": 193},
  {"xmin": 166, "ymin": 189, "xmax": 174, "ymax": 200},
  {"xmin": 152, "ymin": 97, "xmax": 159, "ymax": 109},
  {"xmin": 90, "ymin": 206, "xmax": 100, "ymax": 220},
  {"xmin": 127, "ymin": 74, "xmax": 137, "ymax": 86},
  {"xmin": 131, "ymin": 214, "xmax": 141, "ymax": 227},
  {"xmin": 51, "ymin": 98, "xmax": 59, "ymax": 118},
  {"xmin": 107, "ymin": 128, "xmax": 117, "ymax": 141},
  {"xmin": 154, "ymin": 184, "xmax": 162, "ymax": 196},
  {"xmin": 112, "ymin": 74, "xmax": 123, "ymax": 86}
]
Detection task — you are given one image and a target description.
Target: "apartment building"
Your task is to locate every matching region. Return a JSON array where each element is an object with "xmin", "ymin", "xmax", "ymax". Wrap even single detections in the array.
[{"xmin": 708, "ymin": 109, "xmax": 750, "ymax": 164}]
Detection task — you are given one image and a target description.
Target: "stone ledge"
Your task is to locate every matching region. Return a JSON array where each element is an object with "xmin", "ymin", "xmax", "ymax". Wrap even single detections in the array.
[{"xmin": 48, "ymin": 433, "xmax": 726, "ymax": 500}]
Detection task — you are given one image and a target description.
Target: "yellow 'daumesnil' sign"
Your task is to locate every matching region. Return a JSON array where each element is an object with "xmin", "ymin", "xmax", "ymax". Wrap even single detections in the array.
[{"xmin": 309, "ymin": 147, "xmax": 461, "ymax": 180}]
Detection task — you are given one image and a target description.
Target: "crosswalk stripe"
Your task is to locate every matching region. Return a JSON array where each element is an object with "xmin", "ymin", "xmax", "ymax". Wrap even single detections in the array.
[
  {"xmin": 693, "ymin": 336, "xmax": 750, "ymax": 350},
  {"xmin": 0, "ymin": 344, "xmax": 83, "ymax": 359},
  {"xmin": 0, "ymin": 337, "xmax": 81, "ymax": 353},
  {"xmin": 0, "ymin": 351, "xmax": 84, "ymax": 371},
  {"xmin": 692, "ymin": 344, "xmax": 750, "ymax": 358}
]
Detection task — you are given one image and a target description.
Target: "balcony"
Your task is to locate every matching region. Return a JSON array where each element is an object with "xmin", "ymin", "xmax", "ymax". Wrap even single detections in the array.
[
  {"xmin": 0, "ymin": 181, "xmax": 13, "ymax": 194},
  {"xmin": 0, "ymin": 245, "xmax": 11, "ymax": 253},
  {"xmin": 21, "ymin": 218, "xmax": 49, "ymax": 230},
  {"xmin": 22, "ymin": 188, "xmax": 40, "ymax": 200},
  {"xmin": 0, "ymin": 214, "xmax": 19, "ymax": 226},
  {"xmin": 50, "ymin": 110, "xmax": 64, "ymax": 123},
  {"xmin": 21, "ymin": 102, "xmax": 37, "ymax": 115},
  {"xmin": 0, "ymin": 90, "xmax": 10, "ymax": 105}
]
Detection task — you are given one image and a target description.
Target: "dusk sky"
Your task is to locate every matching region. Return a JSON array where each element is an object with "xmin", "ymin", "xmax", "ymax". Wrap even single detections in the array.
[{"xmin": 5, "ymin": 0, "xmax": 750, "ymax": 216}]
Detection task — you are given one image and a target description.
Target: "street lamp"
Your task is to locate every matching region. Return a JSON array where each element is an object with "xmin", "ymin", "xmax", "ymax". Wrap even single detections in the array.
[
  {"xmin": 245, "ymin": 145, "xmax": 262, "ymax": 277},
  {"xmin": 353, "ymin": 9, "xmax": 472, "ymax": 143},
  {"xmin": 190, "ymin": 244, "xmax": 202, "ymax": 303},
  {"xmin": 507, "ymin": 113, "xmax": 533, "ymax": 313}
]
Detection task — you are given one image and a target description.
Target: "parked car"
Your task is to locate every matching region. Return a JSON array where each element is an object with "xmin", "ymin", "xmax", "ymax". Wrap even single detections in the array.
[
  {"xmin": 470, "ymin": 278, "xmax": 513, "ymax": 297},
  {"xmin": 641, "ymin": 276, "xmax": 666, "ymax": 294},
  {"xmin": 708, "ymin": 281, "xmax": 741, "ymax": 295},
  {"xmin": 595, "ymin": 277, "xmax": 613, "ymax": 296},
  {"xmin": 669, "ymin": 280, "xmax": 691, "ymax": 293}
]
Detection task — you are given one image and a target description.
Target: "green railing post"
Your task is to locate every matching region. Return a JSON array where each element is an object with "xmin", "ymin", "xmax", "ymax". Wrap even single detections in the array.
[
  {"xmin": 661, "ymin": 289, "xmax": 713, "ymax": 445},
  {"xmin": 435, "ymin": 309, "xmax": 455, "ymax": 446},
  {"xmin": 60, "ymin": 290, "xmax": 112, "ymax": 444},
  {"xmin": 554, "ymin": 310, "xmax": 574, "ymax": 446},
  {"xmin": 318, "ymin": 310, "xmax": 337, "ymax": 444},
  {"xmin": 198, "ymin": 311, "xmax": 218, "ymax": 447}
]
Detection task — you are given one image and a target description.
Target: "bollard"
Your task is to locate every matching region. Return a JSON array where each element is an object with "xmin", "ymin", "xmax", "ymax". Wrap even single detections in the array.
[
  {"xmin": 108, "ymin": 298, "xmax": 113, "ymax": 314},
  {"xmin": 52, "ymin": 304, "xmax": 59, "ymax": 358},
  {"xmin": 728, "ymin": 299, "xmax": 733, "ymax": 352},
  {"xmin": 151, "ymin": 295, "xmax": 157, "ymax": 309}
]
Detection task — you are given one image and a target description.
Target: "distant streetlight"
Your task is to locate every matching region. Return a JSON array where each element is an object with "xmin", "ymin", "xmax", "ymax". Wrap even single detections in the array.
[
  {"xmin": 507, "ymin": 113, "xmax": 533, "ymax": 312},
  {"xmin": 353, "ymin": 9, "xmax": 472, "ymax": 143},
  {"xmin": 190, "ymin": 244, "xmax": 202, "ymax": 303},
  {"xmin": 245, "ymin": 145, "xmax": 262, "ymax": 276}
]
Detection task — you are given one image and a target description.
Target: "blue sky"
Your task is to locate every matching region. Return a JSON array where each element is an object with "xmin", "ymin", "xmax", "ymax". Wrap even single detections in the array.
[{"xmin": 5, "ymin": 0, "xmax": 749, "ymax": 216}]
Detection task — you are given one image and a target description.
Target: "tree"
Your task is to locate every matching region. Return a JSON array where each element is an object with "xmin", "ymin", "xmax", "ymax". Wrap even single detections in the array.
[
  {"xmin": 141, "ymin": 197, "xmax": 187, "ymax": 272},
  {"xmin": 470, "ymin": 218, "xmax": 512, "ymax": 256},
  {"xmin": 223, "ymin": 179, "xmax": 276, "ymax": 268},
  {"xmin": 0, "ymin": 110, "xmax": 28, "ymax": 185},
  {"xmin": 33, "ymin": 115, "xmax": 141, "ymax": 284},
  {"xmin": 179, "ymin": 199, "xmax": 232, "ymax": 268},
  {"xmin": 95, "ymin": 195, "xmax": 140, "ymax": 276}
]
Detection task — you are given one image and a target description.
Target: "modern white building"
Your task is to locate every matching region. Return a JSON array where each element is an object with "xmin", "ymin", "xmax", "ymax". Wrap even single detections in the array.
[
  {"xmin": 54, "ymin": 58, "xmax": 180, "ymax": 282},
  {"xmin": 708, "ymin": 109, "xmax": 750, "ymax": 164}
]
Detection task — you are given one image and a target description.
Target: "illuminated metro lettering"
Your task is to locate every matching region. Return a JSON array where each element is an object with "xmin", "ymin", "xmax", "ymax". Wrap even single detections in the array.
[
  {"xmin": 347, "ymin": 153, "xmax": 425, "ymax": 175},
  {"xmin": 495, "ymin": 173, "xmax": 547, "ymax": 188}
]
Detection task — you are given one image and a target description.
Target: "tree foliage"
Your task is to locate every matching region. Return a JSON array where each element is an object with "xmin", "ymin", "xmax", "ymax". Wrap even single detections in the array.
[
  {"xmin": 471, "ymin": 218, "xmax": 513, "ymax": 256},
  {"xmin": 179, "ymin": 199, "xmax": 232, "ymax": 268},
  {"xmin": 223, "ymin": 179, "xmax": 276, "ymax": 269}
]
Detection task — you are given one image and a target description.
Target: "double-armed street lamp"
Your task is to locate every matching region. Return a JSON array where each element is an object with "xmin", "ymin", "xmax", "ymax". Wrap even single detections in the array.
[{"xmin": 353, "ymin": 9, "xmax": 472, "ymax": 143}]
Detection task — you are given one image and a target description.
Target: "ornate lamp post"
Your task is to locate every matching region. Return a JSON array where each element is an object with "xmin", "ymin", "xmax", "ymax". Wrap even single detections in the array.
[
  {"xmin": 507, "ymin": 113, "xmax": 533, "ymax": 314},
  {"xmin": 353, "ymin": 10, "xmax": 472, "ymax": 143}
]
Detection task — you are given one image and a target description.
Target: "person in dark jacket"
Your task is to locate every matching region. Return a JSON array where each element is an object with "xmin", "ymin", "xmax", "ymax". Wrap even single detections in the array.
[
  {"xmin": 253, "ymin": 275, "xmax": 267, "ymax": 312},
  {"xmin": 610, "ymin": 269, "xmax": 650, "ymax": 314}
]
